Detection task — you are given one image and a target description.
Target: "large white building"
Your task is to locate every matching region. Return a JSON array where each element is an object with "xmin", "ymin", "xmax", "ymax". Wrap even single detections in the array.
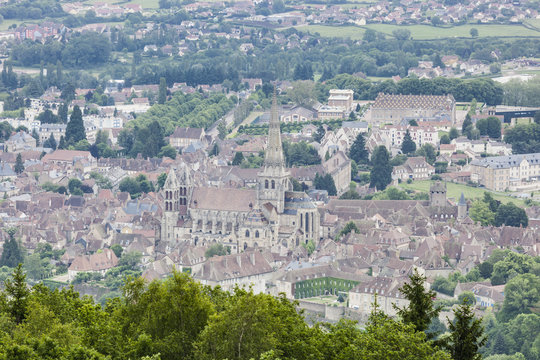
[
  {"xmin": 470, "ymin": 153, "xmax": 540, "ymax": 191},
  {"xmin": 381, "ymin": 125, "xmax": 439, "ymax": 148}
]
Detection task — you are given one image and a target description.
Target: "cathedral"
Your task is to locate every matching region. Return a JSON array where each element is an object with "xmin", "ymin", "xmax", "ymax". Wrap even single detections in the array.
[{"xmin": 160, "ymin": 94, "xmax": 320, "ymax": 253}]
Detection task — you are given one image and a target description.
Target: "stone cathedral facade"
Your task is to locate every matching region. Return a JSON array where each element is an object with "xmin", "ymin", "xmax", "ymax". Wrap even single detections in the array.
[{"xmin": 160, "ymin": 94, "xmax": 320, "ymax": 252}]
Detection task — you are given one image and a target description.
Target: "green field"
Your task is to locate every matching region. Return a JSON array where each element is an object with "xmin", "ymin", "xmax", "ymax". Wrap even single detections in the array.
[
  {"xmin": 0, "ymin": 19, "xmax": 23, "ymax": 31},
  {"xmin": 294, "ymin": 25, "xmax": 366, "ymax": 40},
  {"xmin": 398, "ymin": 180, "xmax": 527, "ymax": 206},
  {"xmin": 365, "ymin": 23, "xmax": 540, "ymax": 39},
  {"xmin": 85, "ymin": 0, "xmax": 159, "ymax": 8},
  {"xmin": 294, "ymin": 23, "xmax": 540, "ymax": 40}
]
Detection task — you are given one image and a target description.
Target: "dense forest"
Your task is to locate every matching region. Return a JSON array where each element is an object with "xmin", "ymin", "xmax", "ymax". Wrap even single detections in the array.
[{"xmin": 0, "ymin": 266, "xmax": 481, "ymax": 360}]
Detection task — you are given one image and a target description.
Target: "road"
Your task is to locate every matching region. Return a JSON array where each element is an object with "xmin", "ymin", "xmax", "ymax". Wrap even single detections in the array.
[{"xmin": 207, "ymin": 106, "xmax": 236, "ymax": 140}]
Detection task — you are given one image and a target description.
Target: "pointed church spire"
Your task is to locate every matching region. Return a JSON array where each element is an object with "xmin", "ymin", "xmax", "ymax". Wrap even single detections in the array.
[
  {"xmin": 164, "ymin": 167, "xmax": 179, "ymax": 189},
  {"xmin": 459, "ymin": 192, "xmax": 466, "ymax": 206},
  {"xmin": 264, "ymin": 88, "xmax": 286, "ymax": 169}
]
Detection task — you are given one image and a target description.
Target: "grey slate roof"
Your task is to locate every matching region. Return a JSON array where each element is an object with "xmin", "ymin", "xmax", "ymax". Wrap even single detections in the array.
[{"xmin": 470, "ymin": 153, "xmax": 540, "ymax": 169}]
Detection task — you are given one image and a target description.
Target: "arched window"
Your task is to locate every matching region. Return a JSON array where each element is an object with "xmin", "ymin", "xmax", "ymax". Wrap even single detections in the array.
[
  {"xmin": 245, "ymin": 230, "xmax": 250, "ymax": 237},
  {"xmin": 265, "ymin": 180, "xmax": 269, "ymax": 189},
  {"xmin": 255, "ymin": 230, "xmax": 259, "ymax": 238},
  {"xmin": 271, "ymin": 180, "xmax": 275, "ymax": 189}
]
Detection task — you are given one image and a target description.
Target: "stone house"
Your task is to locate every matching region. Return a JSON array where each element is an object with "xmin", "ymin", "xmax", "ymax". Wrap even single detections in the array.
[
  {"xmin": 67, "ymin": 248, "xmax": 119, "ymax": 281},
  {"xmin": 392, "ymin": 157, "xmax": 435, "ymax": 181}
]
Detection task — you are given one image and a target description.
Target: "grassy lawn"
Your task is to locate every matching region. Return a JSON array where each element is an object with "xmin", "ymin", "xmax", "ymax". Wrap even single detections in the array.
[
  {"xmin": 85, "ymin": 0, "xmax": 159, "ymax": 8},
  {"xmin": 295, "ymin": 23, "xmax": 540, "ymax": 40},
  {"xmin": 294, "ymin": 25, "xmax": 365, "ymax": 40},
  {"xmin": 398, "ymin": 180, "xmax": 527, "ymax": 206},
  {"xmin": 303, "ymin": 295, "xmax": 346, "ymax": 306},
  {"xmin": 364, "ymin": 23, "xmax": 540, "ymax": 39},
  {"xmin": 0, "ymin": 19, "xmax": 25, "ymax": 31}
]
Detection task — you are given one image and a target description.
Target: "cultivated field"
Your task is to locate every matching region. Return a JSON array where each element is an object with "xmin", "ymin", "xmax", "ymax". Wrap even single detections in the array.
[{"xmin": 294, "ymin": 23, "xmax": 540, "ymax": 40}]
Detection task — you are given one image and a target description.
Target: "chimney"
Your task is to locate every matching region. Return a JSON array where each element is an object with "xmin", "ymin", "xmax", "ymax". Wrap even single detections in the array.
[
  {"xmin": 107, "ymin": 249, "xmax": 111, "ymax": 260},
  {"xmin": 223, "ymin": 256, "xmax": 228, "ymax": 268},
  {"xmin": 237, "ymin": 255, "xmax": 242, "ymax": 267},
  {"xmin": 250, "ymin": 252, "xmax": 256, "ymax": 266}
]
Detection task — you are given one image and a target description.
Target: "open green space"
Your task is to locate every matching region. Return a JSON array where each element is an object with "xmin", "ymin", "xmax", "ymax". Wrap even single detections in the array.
[
  {"xmin": 303, "ymin": 295, "xmax": 346, "ymax": 306},
  {"xmin": 366, "ymin": 23, "xmax": 540, "ymax": 39},
  {"xmin": 85, "ymin": 0, "xmax": 159, "ymax": 8},
  {"xmin": 294, "ymin": 23, "xmax": 540, "ymax": 40},
  {"xmin": 398, "ymin": 180, "xmax": 527, "ymax": 206},
  {"xmin": 294, "ymin": 25, "xmax": 366, "ymax": 40},
  {"xmin": 0, "ymin": 19, "xmax": 24, "ymax": 31}
]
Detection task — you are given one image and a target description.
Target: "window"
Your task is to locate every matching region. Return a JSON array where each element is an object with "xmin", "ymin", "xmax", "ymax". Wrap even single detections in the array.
[
  {"xmin": 271, "ymin": 180, "xmax": 275, "ymax": 189},
  {"xmin": 265, "ymin": 180, "xmax": 269, "ymax": 189},
  {"xmin": 255, "ymin": 230, "xmax": 259, "ymax": 238},
  {"xmin": 245, "ymin": 230, "xmax": 250, "ymax": 237}
]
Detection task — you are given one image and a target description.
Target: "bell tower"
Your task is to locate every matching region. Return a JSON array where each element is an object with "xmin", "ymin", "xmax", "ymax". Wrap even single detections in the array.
[
  {"xmin": 257, "ymin": 90, "xmax": 291, "ymax": 213},
  {"xmin": 162, "ymin": 168, "xmax": 180, "ymax": 243}
]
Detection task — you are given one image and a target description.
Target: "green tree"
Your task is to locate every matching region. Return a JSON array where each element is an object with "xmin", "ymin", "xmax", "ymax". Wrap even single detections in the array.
[
  {"xmin": 4, "ymin": 264, "xmax": 29, "ymax": 324},
  {"xmin": 0, "ymin": 228, "xmax": 24, "ymax": 268},
  {"xmin": 68, "ymin": 178, "xmax": 83, "ymax": 195},
  {"xmin": 43, "ymin": 133, "xmax": 57, "ymax": 150},
  {"xmin": 337, "ymin": 221, "xmax": 359, "ymax": 240},
  {"xmin": 440, "ymin": 134, "xmax": 450, "ymax": 144},
  {"xmin": 119, "ymin": 177, "xmax": 141, "ymax": 198},
  {"xmin": 487, "ymin": 117, "xmax": 502, "ymax": 139},
  {"xmin": 469, "ymin": 200, "xmax": 495, "ymax": 226},
  {"xmin": 445, "ymin": 300, "xmax": 486, "ymax": 360},
  {"xmin": 217, "ymin": 121, "xmax": 227, "ymax": 140},
  {"xmin": 498, "ymin": 274, "xmax": 540, "ymax": 322},
  {"xmin": 462, "ymin": 115, "xmax": 474, "ymax": 139},
  {"xmin": 457, "ymin": 291, "xmax": 476, "ymax": 305},
  {"xmin": 314, "ymin": 173, "xmax": 337, "ymax": 196},
  {"xmin": 313, "ymin": 125, "xmax": 325, "ymax": 143},
  {"xmin": 110, "ymin": 244, "xmax": 123, "ymax": 258},
  {"xmin": 232, "ymin": 152, "xmax": 245, "ymax": 166},
  {"xmin": 158, "ymin": 77, "xmax": 167, "ymax": 105},
  {"xmin": 205, "ymin": 244, "xmax": 229, "ymax": 258},
  {"xmin": 416, "ymin": 144, "xmax": 436, "ymax": 165},
  {"xmin": 284, "ymin": 141, "xmax": 320, "ymax": 166},
  {"xmin": 470, "ymin": 28, "xmax": 479, "ymax": 37},
  {"xmin": 494, "ymin": 202, "xmax": 528, "ymax": 228},
  {"xmin": 119, "ymin": 271, "xmax": 215, "ymax": 360},
  {"xmin": 478, "ymin": 262, "xmax": 494, "ymax": 279},
  {"xmin": 401, "ymin": 130, "xmax": 416, "ymax": 155},
  {"xmin": 158, "ymin": 145, "xmax": 177, "ymax": 159},
  {"xmin": 57, "ymin": 135, "xmax": 66, "ymax": 149},
  {"xmin": 370, "ymin": 146, "xmax": 392, "ymax": 191},
  {"xmin": 449, "ymin": 127, "xmax": 460, "ymax": 140},
  {"xmin": 65, "ymin": 105, "xmax": 86, "ymax": 145},
  {"xmin": 394, "ymin": 269, "xmax": 442, "ymax": 336},
  {"xmin": 288, "ymin": 80, "xmax": 316, "ymax": 107},
  {"xmin": 194, "ymin": 289, "xmax": 317, "ymax": 360},
  {"xmin": 349, "ymin": 133, "xmax": 369, "ymax": 164},
  {"xmin": 157, "ymin": 172, "xmax": 167, "ymax": 190},
  {"xmin": 14, "ymin": 153, "xmax": 24, "ymax": 174}
]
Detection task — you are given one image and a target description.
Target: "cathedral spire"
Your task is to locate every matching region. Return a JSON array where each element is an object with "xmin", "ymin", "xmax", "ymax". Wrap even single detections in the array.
[{"xmin": 264, "ymin": 89, "xmax": 286, "ymax": 169}]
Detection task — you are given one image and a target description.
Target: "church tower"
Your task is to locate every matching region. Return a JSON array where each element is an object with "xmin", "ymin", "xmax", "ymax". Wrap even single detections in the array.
[
  {"xmin": 458, "ymin": 192, "xmax": 468, "ymax": 220},
  {"xmin": 162, "ymin": 168, "xmax": 180, "ymax": 243},
  {"xmin": 430, "ymin": 181, "xmax": 447, "ymax": 207},
  {"xmin": 161, "ymin": 166, "xmax": 191, "ymax": 243},
  {"xmin": 257, "ymin": 90, "xmax": 291, "ymax": 213}
]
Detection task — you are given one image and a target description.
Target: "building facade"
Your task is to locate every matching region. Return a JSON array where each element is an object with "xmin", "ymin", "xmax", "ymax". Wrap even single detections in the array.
[
  {"xmin": 470, "ymin": 153, "xmax": 540, "ymax": 191},
  {"xmin": 370, "ymin": 93, "xmax": 456, "ymax": 125}
]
